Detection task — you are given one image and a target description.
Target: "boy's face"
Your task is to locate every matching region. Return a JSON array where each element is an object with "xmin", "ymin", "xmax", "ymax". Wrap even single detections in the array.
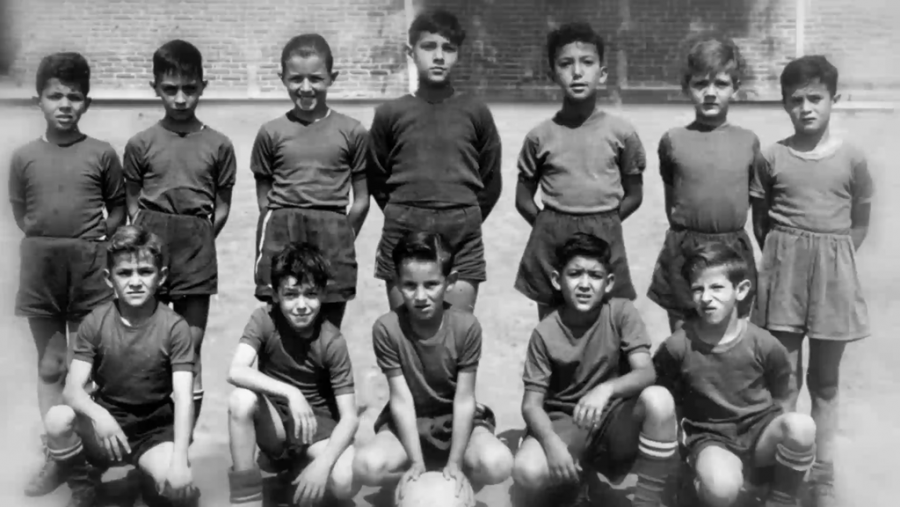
[
  {"xmin": 38, "ymin": 78, "xmax": 90, "ymax": 133},
  {"xmin": 273, "ymin": 276, "xmax": 324, "ymax": 332},
  {"xmin": 409, "ymin": 31, "xmax": 459, "ymax": 87},
  {"xmin": 689, "ymin": 266, "xmax": 750, "ymax": 326},
  {"xmin": 783, "ymin": 79, "xmax": 836, "ymax": 136},
  {"xmin": 551, "ymin": 255, "xmax": 615, "ymax": 313},
  {"xmin": 281, "ymin": 53, "xmax": 337, "ymax": 113},
  {"xmin": 551, "ymin": 42, "xmax": 606, "ymax": 102},
  {"xmin": 151, "ymin": 73, "xmax": 206, "ymax": 122},
  {"xmin": 396, "ymin": 260, "xmax": 453, "ymax": 322},
  {"xmin": 106, "ymin": 252, "xmax": 166, "ymax": 309},
  {"xmin": 687, "ymin": 72, "xmax": 737, "ymax": 121}
]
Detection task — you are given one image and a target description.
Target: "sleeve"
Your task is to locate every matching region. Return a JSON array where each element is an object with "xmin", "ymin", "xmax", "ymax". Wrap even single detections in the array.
[
  {"xmin": 372, "ymin": 319, "xmax": 403, "ymax": 377},
  {"xmin": 122, "ymin": 135, "xmax": 146, "ymax": 183},
  {"xmin": 168, "ymin": 317, "xmax": 196, "ymax": 372},
  {"xmin": 749, "ymin": 139, "xmax": 771, "ymax": 199},
  {"xmin": 8, "ymin": 150, "xmax": 24, "ymax": 205},
  {"xmin": 348, "ymin": 123, "xmax": 369, "ymax": 181},
  {"xmin": 652, "ymin": 337, "xmax": 683, "ymax": 401},
  {"xmin": 216, "ymin": 138, "xmax": 238, "ymax": 189},
  {"xmin": 457, "ymin": 318, "xmax": 482, "ymax": 373},
  {"xmin": 474, "ymin": 103, "xmax": 502, "ymax": 182},
  {"xmin": 72, "ymin": 312, "xmax": 101, "ymax": 364},
  {"xmin": 850, "ymin": 151, "xmax": 874, "ymax": 205},
  {"xmin": 238, "ymin": 308, "xmax": 269, "ymax": 352},
  {"xmin": 658, "ymin": 132, "xmax": 675, "ymax": 186},
  {"xmin": 249, "ymin": 125, "xmax": 275, "ymax": 180},
  {"xmin": 762, "ymin": 334, "xmax": 793, "ymax": 401},
  {"xmin": 616, "ymin": 300, "xmax": 653, "ymax": 355},
  {"xmin": 101, "ymin": 147, "xmax": 126, "ymax": 207},
  {"xmin": 522, "ymin": 330, "xmax": 552, "ymax": 393},
  {"xmin": 517, "ymin": 134, "xmax": 542, "ymax": 183},
  {"xmin": 324, "ymin": 333, "xmax": 356, "ymax": 396},
  {"xmin": 366, "ymin": 106, "xmax": 393, "ymax": 205},
  {"xmin": 619, "ymin": 126, "xmax": 647, "ymax": 177}
]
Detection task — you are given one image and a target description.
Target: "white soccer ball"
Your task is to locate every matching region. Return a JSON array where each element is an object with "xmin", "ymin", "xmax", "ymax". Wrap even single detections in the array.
[{"xmin": 395, "ymin": 471, "xmax": 476, "ymax": 507}]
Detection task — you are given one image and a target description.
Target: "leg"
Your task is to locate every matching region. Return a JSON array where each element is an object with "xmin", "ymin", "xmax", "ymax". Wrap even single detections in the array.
[
  {"xmin": 385, "ymin": 282, "xmax": 405, "ymax": 311},
  {"xmin": 352, "ymin": 429, "xmax": 411, "ymax": 487},
  {"xmin": 172, "ymin": 295, "xmax": 210, "ymax": 426},
  {"xmin": 512, "ymin": 436, "xmax": 554, "ymax": 492},
  {"xmin": 306, "ymin": 440, "xmax": 360, "ymax": 500},
  {"xmin": 44, "ymin": 406, "xmax": 104, "ymax": 506},
  {"xmin": 462, "ymin": 426, "xmax": 513, "ymax": 487},
  {"xmin": 319, "ymin": 302, "xmax": 348, "ymax": 329},
  {"xmin": 806, "ymin": 339, "xmax": 847, "ymax": 505},
  {"xmin": 753, "ymin": 413, "xmax": 817, "ymax": 506},
  {"xmin": 627, "ymin": 387, "xmax": 680, "ymax": 507},
  {"xmin": 771, "ymin": 331, "xmax": 805, "ymax": 411},
  {"xmin": 136, "ymin": 442, "xmax": 200, "ymax": 506},
  {"xmin": 445, "ymin": 279, "xmax": 479, "ymax": 313},
  {"xmin": 694, "ymin": 445, "xmax": 745, "ymax": 507},
  {"xmin": 228, "ymin": 389, "xmax": 288, "ymax": 506}
]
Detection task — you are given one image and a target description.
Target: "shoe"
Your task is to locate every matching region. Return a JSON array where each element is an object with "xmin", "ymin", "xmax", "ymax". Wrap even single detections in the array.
[
  {"xmin": 24, "ymin": 449, "xmax": 65, "ymax": 497},
  {"xmin": 809, "ymin": 483, "xmax": 837, "ymax": 507},
  {"xmin": 64, "ymin": 461, "xmax": 102, "ymax": 507}
]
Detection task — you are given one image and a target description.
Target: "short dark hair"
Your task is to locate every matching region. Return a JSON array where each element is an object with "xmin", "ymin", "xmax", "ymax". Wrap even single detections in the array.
[
  {"xmin": 681, "ymin": 36, "xmax": 744, "ymax": 90},
  {"xmin": 35, "ymin": 52, "xmax": 91, "ymax": 96},
  {"xmin": 409, "ymin": 9, "xmax": 466, "ymax": 46},
  {"xmin": 392, "ymin": 231, "xmax": 453, "ymax": 277},
  {"xmin": 681, "ymin": 241, "xmax": 750, "ymax": 287},
  {"xmin": 780, "ymin": 55, "xmax": 839, "ymax": 100},
  {"xmin": 281, "ymin": 33, "xmax": 334, "ymax": 74},
  {"xmin": 555, "ymin": 233, "xmax": 613, "ymax": 273},
  {"xmin": 546, "ymin": 22, "xmax": 605, "ymax": 69},
  {"xmin": 107, "ymin": 225, "xmax": 165, "ymax": 270},
  {"xmin": 270, "ymin": 243, "xmax": 331, "ymax": 293},
  {"xmin": 152, "ymin": 39, "xmax": 204, "ymax": 82}
]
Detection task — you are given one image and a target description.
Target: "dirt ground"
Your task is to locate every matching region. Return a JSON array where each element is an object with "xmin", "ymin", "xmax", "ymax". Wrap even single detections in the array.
[{"xmin": 0, "ymin": 101, "xmax": 897, "ymax": 507}]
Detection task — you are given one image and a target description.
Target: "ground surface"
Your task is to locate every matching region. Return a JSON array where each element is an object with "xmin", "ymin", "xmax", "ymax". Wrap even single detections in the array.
[{"xmin": 0, "ymin": 102, "xmax": 897, "ymax": 507}]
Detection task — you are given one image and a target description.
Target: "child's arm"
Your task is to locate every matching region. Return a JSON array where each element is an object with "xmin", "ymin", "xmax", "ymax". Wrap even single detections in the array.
[
  {"xmin": 367, "ymin": 107, "xmax": 392, "ymax": 211},
  {"xmin": 122, "ymin": 137, "xmax": 145, "ymax": 224},
  {"xmin": 474, "ymin": 106, "xmax": 503, "ymax": 222},
  {"xmin": 8, "ymin": 152, "xmax": 26, "ymax": 232},
  {"xmin": 347, "ymin": 125, "xmax": 371, "ymax": 236},
  {"xmin": 249, "ymin": 126, "xmax": 275, "ymax": 214},
  {"xmin": 619, "ymin": 175, "xmax": 644, "ymax": 221},
  {"xmin": 652, "ymin": 339, "xmax": 684, "ymax": 422},
  {"xmin": 658, "ymin": 133, "xmax": 675, "ymax": 225},
  {"xmin": 522, "ymin": 391, "xmax": 582, "ymax": 483},
  {"xmin": 764, "ymin": 339, "xmax": 795, "ymax": 413},
  {"xmin": 749, "ymin": 139, "xmax": 771, "ymax": 248},
  {"xmin": 515, "ymin": 136, "xmax": 542, "ymax": 226},
  {"xmin": 850, "ymin": 154, "xmax": 874, "ymax": 250},
  {"xmin": 212, "ymin": 141, "xmax": 237, "ymax": 237},
  {"xmin": 103, "ymin": 148, "xmax": 127, "ymax": 234},
  {"xmin": 388, "ymin": 375, "xmax": 427, "ymax": 469},
  {"xmin": 446, "ymin": 320, "xmax": 482, "ymax": 469},
  {"xmin": 618, "ymin": 130, "xmax": 647, "ymax": 221},
  {"xmin": 163, "ymin": 318, "xmax": 196, "ymax": 497}
]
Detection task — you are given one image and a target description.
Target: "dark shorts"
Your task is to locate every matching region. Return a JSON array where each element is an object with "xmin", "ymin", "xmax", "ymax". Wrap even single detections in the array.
[
  {"xmin": 254, "ymin": 208, "xmax": 357, "ymax": 303},
  {"xmin": 84, "ymin": 398, "xmax": 175, "ymax": 466},
  {"xmin": 684, "ymin": 405, "xmax": 782, "ymax": 472},
  {"xmin": 134, "ymin": 209, "xmax": 217, "ymax": 297},
  {"xmin": 647, "ymin": 227, "xmax": 758, "ymax": 319},
  {"xmin": 374, "ymin": 403, "xmax": 496, "ymax": 463},
  {"xmin": 515, "ymin": 208, "xmax": 636, "ymax": 305},
  {"xmin": 753, "ymin": 225, "xmax": 869, "ymax": 341},
  {"xmin": 16, "ymin": 237, "xmax": 114, "ymax": 321},
  {"xmin": 375, "ymin": 203, "xmax": 486, "ymax": 283},
  {"xmin": 260, "ymin": 397, "xmax": 338, "ymax": 469},
  {"xmin": 531, "ymin": 398, "xmax": 639, "ymax": 477}
]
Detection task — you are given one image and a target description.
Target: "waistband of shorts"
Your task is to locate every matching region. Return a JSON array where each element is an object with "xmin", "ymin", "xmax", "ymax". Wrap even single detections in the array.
[
  {"xmin": 139, "ymin": 209, "xmax": 212, "ymax": 223},
  {"xmin": 669, "ymin": 225, "xmax": 746, "ymax": 237},
  {"xmin": 541, "ymin": 205, "xmax": 620, "ymax": 218},
  {"xmin": 22, "ymin": 235, "xmax": 106, "ymax": 243},
  {"xmin": 771, "ymin": 223, "xmax": 851, "ymax": 238},
  {"xmin": 269, "ymin": 205, "xmax": 346, "ymax": 215},
  {"xmin": 386, "ymin": 202, "xmax": 479, "ymax": 213}
]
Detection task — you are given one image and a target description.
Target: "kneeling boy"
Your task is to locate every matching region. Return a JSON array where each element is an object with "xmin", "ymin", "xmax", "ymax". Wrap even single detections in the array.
[
  {"xmin": 513, "ymin": 233, "xmax": 678, "ymax": 507},
  {"xmin": 43, "ymin": 226, "xmax": 196, "ymax": 507},
  {"xmin": 227, "ymin": 243, "xmax": 360, "ymax": 507},
  {"xmin": 353, "ymin": 231, "xmax": 513, "ymax": 494},
  {"xmin": 654, "ymin": 242, "xmax": 816, "ymax": 507}
]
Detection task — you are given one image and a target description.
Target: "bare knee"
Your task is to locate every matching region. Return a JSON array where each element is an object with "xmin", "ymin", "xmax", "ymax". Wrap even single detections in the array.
[
  {"xmin": 695, "ymin": 449, "xmax": 744, "ymax": 507},
  {"xmin": 44, "ymin": 405, "xmax": 77, "ymax": 437},
  {"xmin": 807, "ymin": 370, "xmax": 839, "ymax": 402},
  {"xmin": 512, "ymin": 444, "xmax": 549, "ymax": 489},
  {"xmin": 352, "ymin": 443, "xmax": 393, "ymax": 486},
  {"xmin": 228, "ymin": 389, "xmax": 259, "ymax": 422},
  {"xmin": 779, "ymin": 412, "xmax": 817, "ymax": 448},
  {"xmin": 638, "ymin": 386, "xmax": 676, "ymax": 425},
  {"xmin": 330, "ymin": 448, "xmax": 359, "ymax": 499},
  {"xmin": 37, "ymin": 350, "xmax": 67, "ymax": 384},
  {"xmin": 468, "ymin": 444, "xmax": 513, "ymax": 485}
]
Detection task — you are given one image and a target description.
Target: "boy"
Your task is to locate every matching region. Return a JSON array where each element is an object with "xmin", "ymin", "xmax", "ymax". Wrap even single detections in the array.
[
  {"xmin": 124, "ymin": 39, "xmax": 237, "ymax": 423},
  {"xmin": 653, "ymin": 242, "xmax": 817, "ymax": 507},
  {"xmin": 353, "ymin": 232, "xmax": 513, "ymax": 495},
  {"xmin": 251, "ymin": 33, "xmax": 369, "ymax": 328},
  {"xmin": 9, "ymin": 52, "xmax": 125, "ymax": 497},
  {"xmin": 512, "ymin": 233, "xmax": 678, "ymax": 507},
  {"xmin": 227, "ymin": 243, "xmax": 360, "ymax": 507},
  {"xmin": 647, "ymin": 36, "xmax": 762, "ymax": 332},
  {"xmin": 367, "ymin": 9, "xmax": 502, "ymax": 313},
  {"xmin": 750, "ymin": 55, "xmax": 873, "ymax": 507},
  {"xmin": 42, "ymin": 226, "xmax": 196, "ymax": 507},
  {"xmin": 515, "ymin": 23, "xmax": 645, "ymax": 320}
]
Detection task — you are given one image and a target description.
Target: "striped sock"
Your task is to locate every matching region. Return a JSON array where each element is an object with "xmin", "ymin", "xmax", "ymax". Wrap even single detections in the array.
[
  {"xmin": 228, "ymin": 467, "xmax": 264, "ymax": 506},
  {"xmin": 632, "ymin": 433, "xmax": 679, "ymax": 507},
  {"xmin": 193, "ymin": 390, "xmax": 205, "ymax": 420},
  {"xmin": 766, "ymin": 443, "xmax": 816, "ymax": 507},
  {"xmin": 47, "ymin": 440, "xmax": 84, "ymax": 463}
]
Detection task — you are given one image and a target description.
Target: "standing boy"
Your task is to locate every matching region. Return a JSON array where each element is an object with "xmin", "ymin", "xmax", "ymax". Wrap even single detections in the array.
[
  {"xmin": 124, "ymin": 39, "xmax": 237, "ymax": 424},
  {"xmin": 654, "ymin": 242, "xmax": 817, "ymax": 507},
  {"xmin": 352, "ymin": 232, "xmax": 513, "ymax": 495},
  {"xmin": 512, "ymin": 233, "xmax": 678, "ymax": 507},
  {"xmin": 42, "ymin": 226, "xmax": 196, "ymax": 507},
  {"xmin": 647, "ymin": 37, "xmax": 762, "ymax": 332},
  {"xmin": 750, "ymin": 55, "xmax": 873, "ymax": 507},
  {"xmin": 9, "ymin": 52, "xmax": 126, "ymax": 497},
  {"xmin": 252, "ymin": 34, "xmax": 369, "ymax": 328},
  {"xmin": 515, "ymin": 23, "xmax": 645, "ymax": 320},
  {"xmin": 368, "ymin": 9, "xmax": 503, "ymax": 313}
]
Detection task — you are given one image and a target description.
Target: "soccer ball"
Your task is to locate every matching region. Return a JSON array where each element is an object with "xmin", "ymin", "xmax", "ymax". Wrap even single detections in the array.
[{"xmin": 394, "ymin": 471, "xmax": 476, "ymax": 507}]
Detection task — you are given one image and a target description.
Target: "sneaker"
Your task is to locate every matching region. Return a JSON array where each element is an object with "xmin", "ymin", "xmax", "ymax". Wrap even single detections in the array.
[
  {"xmin": 65, "ymin": 484, "xmax": 99, "ymax": 507},
  {"xmin": 24, "ymin": 451, "xmax": 64, "ymax": 497}
]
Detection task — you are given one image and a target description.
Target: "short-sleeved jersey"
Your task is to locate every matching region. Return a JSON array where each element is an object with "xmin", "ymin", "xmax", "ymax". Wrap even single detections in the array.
[
  {"xmin": 517, "ymin": 109, "xmax": 646, "ymax": 214},
  {"xmin": 8, "ymin": 136, "xmax": 124, "ymax": 239},
  {"xmin": 653, "ymin": 321, "xmax": 792, "ymax": 438},
  {"xmin": 72, "ymin": 300, "xmax": 194, "ymax": 408},
  {"xmin": 523, "ymin": 298, "xmax": 652, "ymax": 415},
  {"xmin": 123, "ymin": 123, "xmax": 237, "ymax": 217},
  {"xmin": 659, "ymin": 123, "xmax": 764, "ymax": 233},
  {"xmin": 367, "ymin": 93, "xmax": 502, "ymax": 208},
  {"xmin": 372, "ymin": 305, "xmax": 482, "ymax": 418},
  {"xmin": 239, "ymin": 306, "xmax": 355, "ymax": 418},
  {"xmin": 250, "ymin": 110, "xmax": 368, "ymax": 210},
  {"xmin": 750, "ymin": 139, "xmax": 873, "ymax": 233}
]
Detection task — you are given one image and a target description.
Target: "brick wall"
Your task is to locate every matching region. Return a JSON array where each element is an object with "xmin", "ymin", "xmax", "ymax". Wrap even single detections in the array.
[{"xmin": 3, "ymin": 0, "xmax": 898, "ymax": 100}]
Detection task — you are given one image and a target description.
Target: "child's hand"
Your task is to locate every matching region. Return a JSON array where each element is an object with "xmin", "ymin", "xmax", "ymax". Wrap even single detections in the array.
[
  {"xmin": 292, "ymin": 457, "xmax": 331, "ymax": 506},
  {"xmin": 396, "ymin": 461, "xmax": 427, "ymax": 502},
  {"xmin": 91, "ymin": 409, "xmax": 131, "ymax": 462},
  {"xmin": 574, "ymin": 384, "xmax": 613, "ymax": 431},
  {"xmin": 287, "ymin": 389, "xmax": 317, "ymax": 444},
  {"xmin": 442, "ymin": 462, "xmax": 468, "ymax": 498},
  {"xmin": 545, "ymin": 437, "xmax": 582, "ymax": 485},
  {"xmin": 160, "ymin": 461, "xmax": 194, "ymax": 501}
]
